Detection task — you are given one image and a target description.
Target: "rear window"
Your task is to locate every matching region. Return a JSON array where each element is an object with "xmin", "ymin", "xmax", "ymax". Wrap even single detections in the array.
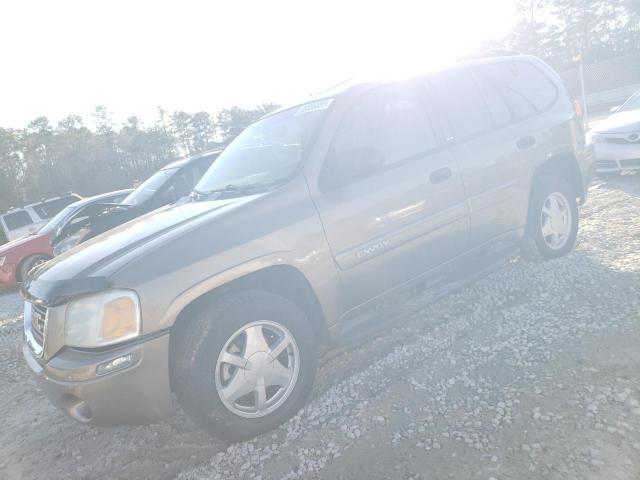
[
  {"xmin": 32, "ymin": 195, "xmax": 80, "ymax": 219},
  {"xmin": 479, "ymin": 60, "xmax": 558, "ymax": 119},
  {"xmin": 2, "ymin": 210, "xmax": 34, "ymax": 230}
]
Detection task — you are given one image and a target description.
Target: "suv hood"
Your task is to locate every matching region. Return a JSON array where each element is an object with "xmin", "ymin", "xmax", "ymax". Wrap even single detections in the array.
[
  {"xmin": 25, "ymin": 196, "xmax": 254, "ymax": 292},
  {"xmin": 592, "ymin": 110, "xmax": 640, "ymax": 134}
]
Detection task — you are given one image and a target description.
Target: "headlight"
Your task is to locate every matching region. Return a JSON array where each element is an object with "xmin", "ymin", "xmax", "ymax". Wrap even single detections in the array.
[
  {"xmin": 53, "ymin": 228, "xmax": 90, "ymax": 256},
  {"xmin": 65, "ymin": 290, "xmax": 141, "ymax": 348},
  {"xmin": 0, "ymin": 256, "xmax": 5, "ymax": 267}
]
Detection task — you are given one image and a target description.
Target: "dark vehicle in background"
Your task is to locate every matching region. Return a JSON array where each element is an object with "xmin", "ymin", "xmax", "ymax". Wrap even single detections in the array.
[
  {"xmin": 0, "ymin": 193, "xmax": 82, "ymax": 244},
  {"xmin": 589, "ymin": 89, "xmax": 640, "ymax": 175},
  {"xmin": 0, "ymin": 189, "xmax": 131, "ymax": 289},
  {"xmin": 22, "ymin": 56, "xmax": 593, "ymax": 441},
  {"xmin": 53, "ymin": 150, "xmax": 221, "ymax": 255}
]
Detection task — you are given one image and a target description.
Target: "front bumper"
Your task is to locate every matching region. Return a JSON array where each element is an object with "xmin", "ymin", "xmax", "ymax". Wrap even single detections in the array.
[
  {"xmin": 593, "ymin": 142, "xmax": 640, "ymax": 172},
  {"xmin": 22, "ymin": 333, "xmax": 175, "ymax": 426}
]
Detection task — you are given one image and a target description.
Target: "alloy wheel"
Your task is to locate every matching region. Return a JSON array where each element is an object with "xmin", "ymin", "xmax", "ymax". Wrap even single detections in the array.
[
  {"xmin": 214, "ymin": 320, "xmax": 300, "ymax": 418},
  {"xmin": 540, "ymin": 191, "xmax": 572, "ymax": 250}
]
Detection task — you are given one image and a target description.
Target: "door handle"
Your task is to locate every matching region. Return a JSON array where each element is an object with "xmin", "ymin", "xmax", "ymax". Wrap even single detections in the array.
[
  {"xmin": 516, "ymin": 135, "xmax": 536, "ymax": 150},
  {"xmin": 429, "ymin": 167, "xmax": 452, "ymax": 184}
]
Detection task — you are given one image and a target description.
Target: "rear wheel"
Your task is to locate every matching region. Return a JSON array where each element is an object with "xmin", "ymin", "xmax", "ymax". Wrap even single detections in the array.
[
  {"xmin": 18, "ymin": 254, "xmax": 51, "ymax": 282},
  {"xmin": 171, "ymin": 290, "xmax": 318, "ymax": 441},
  {"xmin": 525, "ymin": 176, "xmax": 579, "ymax": 260}
]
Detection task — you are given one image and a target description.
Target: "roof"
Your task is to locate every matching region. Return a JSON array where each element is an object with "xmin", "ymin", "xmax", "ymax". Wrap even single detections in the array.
[
  {"xmin": 269, "ymin": 54, "xmax": 537, "ymax": 116},
  {"xmin": 74, "ymin": 189, "xmax": 133, "ymax": 207},
  {"xmin": 5, "ymin": 192, "xmax": 82, "ymax": 214},
  {"xmin": 162, "ymin": 149, "xmax": 223, "ymax": 170}
]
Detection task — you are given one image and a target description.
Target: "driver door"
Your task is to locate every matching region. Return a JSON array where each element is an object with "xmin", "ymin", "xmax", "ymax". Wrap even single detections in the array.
[{"xmin": 310, "ymin": 82, "xmax": 470, "ymax": 312}]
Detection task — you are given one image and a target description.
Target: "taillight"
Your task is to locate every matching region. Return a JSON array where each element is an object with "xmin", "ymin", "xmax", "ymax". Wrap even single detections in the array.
[{"xmin": 574, "ymin": 100, "xmax": 583, "ymax": 119}]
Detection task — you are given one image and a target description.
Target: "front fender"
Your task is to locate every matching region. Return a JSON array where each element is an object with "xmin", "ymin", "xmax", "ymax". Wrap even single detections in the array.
[{"xmin": 152, "ymin": 250, "xmax": 341, "ymax": 334}]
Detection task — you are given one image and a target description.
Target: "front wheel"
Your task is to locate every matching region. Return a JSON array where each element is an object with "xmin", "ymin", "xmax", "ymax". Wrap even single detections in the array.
[
  {"xmin": 525, "ymin": 176, "xmax": 579, "ymax": 260},
  {"xmin": 171, "ymin": 290, "xmax": 318, "ymax": 441}
]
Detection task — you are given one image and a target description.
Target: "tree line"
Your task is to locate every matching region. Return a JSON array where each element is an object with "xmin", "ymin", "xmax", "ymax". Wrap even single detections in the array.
[{"xmin": 0, "ymin": 104, "xmax": 279, "ymax": 213}]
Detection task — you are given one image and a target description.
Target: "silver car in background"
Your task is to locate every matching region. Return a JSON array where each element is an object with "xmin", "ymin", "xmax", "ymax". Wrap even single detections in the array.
[{"xmin": 589, "ymin": 90, "xmax": 640, "ymax": 174}]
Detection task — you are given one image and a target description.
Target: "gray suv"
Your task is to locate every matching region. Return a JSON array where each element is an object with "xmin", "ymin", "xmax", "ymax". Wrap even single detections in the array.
[{"xmin": 22, "ymin": 55, "xmax": 594, "ymax": 441}]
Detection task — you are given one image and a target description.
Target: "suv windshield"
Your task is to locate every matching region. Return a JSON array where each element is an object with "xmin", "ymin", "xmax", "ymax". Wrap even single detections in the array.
[
  {"xmin": 123, "ymin": 167, "xmax": 178, "ymax": 206},
  {"xmin": 195, "ymin": 98, "xmax": 332, "ymax": 195}
]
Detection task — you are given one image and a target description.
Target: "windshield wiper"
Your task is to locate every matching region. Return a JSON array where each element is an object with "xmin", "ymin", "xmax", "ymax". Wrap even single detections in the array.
[
  {"xmin": 193, "ymin": 180, "xmax": 285, "ymax": 201},
  {"xmin": 192, "ymin": 184, "xmax": 247, "ymax": 201}
]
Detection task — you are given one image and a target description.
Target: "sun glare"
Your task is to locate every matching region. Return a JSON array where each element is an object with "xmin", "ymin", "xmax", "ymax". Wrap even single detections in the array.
[{"xmin": 0, "ymin": 0, "xmax": 515, "ymax": 126}]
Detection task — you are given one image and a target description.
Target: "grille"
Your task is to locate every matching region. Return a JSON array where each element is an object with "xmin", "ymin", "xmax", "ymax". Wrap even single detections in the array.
[
  {"xmin": 620, "ymin": 158, "xmax": 640, "ymax": 168},
  {"xmin": 31, "ymin": 303, "xmax": 47, "ymax": 343}
]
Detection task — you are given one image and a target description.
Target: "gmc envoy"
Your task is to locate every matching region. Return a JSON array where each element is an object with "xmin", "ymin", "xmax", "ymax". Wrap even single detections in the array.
[{"xmin": 22, "ymin": 55, "xmax": 594, "ymax": 440}]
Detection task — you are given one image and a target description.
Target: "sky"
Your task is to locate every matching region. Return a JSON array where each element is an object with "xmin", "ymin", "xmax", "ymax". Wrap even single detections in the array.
[{"xmin": 0, "ymin": 0, "xmax": 517, "ymax": 129}]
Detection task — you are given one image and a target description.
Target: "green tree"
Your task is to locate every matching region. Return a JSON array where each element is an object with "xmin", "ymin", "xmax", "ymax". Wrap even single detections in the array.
[
  {"xmin": 0, "ymin": 127, "xmax": 24, "ymax": 211},
  {"xmin": 215, "ymin": 103, "xmax": 280, "ymax": 144}
]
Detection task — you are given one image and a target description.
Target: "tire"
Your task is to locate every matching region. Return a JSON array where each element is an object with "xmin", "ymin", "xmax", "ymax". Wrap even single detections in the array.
[
  {"xmin": 525, "ymin": 175, "xmax": 579, "ymax": 260},
  {"xmin": 18, "ymin": 254, "xmax": 51, "ymax": 282},
  {"xmin": 171, "ymin": 290, "xmax": 318, "ymax": 441}
]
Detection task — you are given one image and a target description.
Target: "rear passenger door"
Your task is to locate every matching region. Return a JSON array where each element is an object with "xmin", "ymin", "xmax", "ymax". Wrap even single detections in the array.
[
  {"xmin": 310, "ymin": 82, "xmax": 470, "ymax": 311},
  {"xmin": 424, "ymin": 65, "xmax": 534, "ymax": 246}
]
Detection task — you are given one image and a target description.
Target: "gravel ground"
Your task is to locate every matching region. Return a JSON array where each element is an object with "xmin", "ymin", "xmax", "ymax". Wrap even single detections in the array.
[{"xmin": 1, "ymin": 175, "xmax": 639, "ymax": 480}]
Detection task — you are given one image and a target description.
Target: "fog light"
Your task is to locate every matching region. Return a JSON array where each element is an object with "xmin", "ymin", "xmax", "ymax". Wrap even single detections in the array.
[{"xmin": 96, "ymin": 353, "xmax": 133, "ymax": 376}]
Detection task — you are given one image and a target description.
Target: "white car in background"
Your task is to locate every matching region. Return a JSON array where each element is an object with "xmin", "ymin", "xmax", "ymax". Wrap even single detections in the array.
[
  {"xmin": 589, "ymin": 90, "xmax": 640, "ymax": 175},
  {"xmin": 0, "ymin": 193, "xmax": 82, "ymax": 244}
]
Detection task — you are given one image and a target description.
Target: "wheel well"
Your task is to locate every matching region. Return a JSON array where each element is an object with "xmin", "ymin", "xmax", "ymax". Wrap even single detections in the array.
[
  {"xmin": 169, "ymin": 265, "xmax": 330, "ymax": 364},
  {"xmin": 15, "ymin": 254, "xmax": 51, "ymax": 282},
  {"xmin": 533, "ymin": 153, "xmax": 584, "ymax": 201}
]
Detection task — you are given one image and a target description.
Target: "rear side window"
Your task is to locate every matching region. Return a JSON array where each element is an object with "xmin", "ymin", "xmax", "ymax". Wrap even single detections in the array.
[
  {"xmin": 480, "ymin": 60, "xmax": 558, "ymax": 119},
  {"xmin": 470, "ymin": 68, "xmax": 512, "ymax": 127},
  {"xmin": 430, "ymin": 68, "xmax": 494, "ymax": 140},
  {"xmin": 33, "ymin": 196, "xmax": 79, "ymax": 219},
  {"xmin": 2, "ymin": 211, "xmax": 33, "ymax": 230},
  {"xmin": 322, "ymin": 83, "xmax": 437, "ymax": 188}
]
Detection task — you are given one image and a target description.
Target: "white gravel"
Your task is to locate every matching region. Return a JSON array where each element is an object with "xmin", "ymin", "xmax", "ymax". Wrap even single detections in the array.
[
  {"xmin": 0, "ymin": 289, "xmax": 22, "ymax": 321},
  {"xmin": 1, "ymin": 175, "xmax": 639, "ymax": 480}
]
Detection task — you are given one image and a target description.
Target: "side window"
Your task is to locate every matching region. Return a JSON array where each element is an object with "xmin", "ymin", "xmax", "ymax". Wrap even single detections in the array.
[
  {"xmin": 166, "ymin": 169, "xmax": 192, "ymax": 200},
  {"xmin": 480, "ymin": 60, "xmax": 557, "ymax": 119},
  {"xmin": 470, "ymin": 68, "xmax": 512, "ymax": 127},
  {"xmin": 2, "ymin": 211, "xmax": 33, "ymax": 231},
  {"xmin": 431, "ymin": 69, "xmax": 494, "ymax": 140},
  {"xmin": 322, "ymin": 84, "xmax": 436, "ymax": 189},
  {"xmin": 194, "ymin": 158, "xmax": 214, "ymax": 183},
  {"xmin": 512, "ymin": 61, "xmax": 558, "ymax": 111}
]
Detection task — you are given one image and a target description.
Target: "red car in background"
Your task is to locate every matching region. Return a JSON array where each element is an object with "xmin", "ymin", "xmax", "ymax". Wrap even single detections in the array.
[{"xmin": 0, "ymin": 189, "xmax": 131, "ymax": 288}]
